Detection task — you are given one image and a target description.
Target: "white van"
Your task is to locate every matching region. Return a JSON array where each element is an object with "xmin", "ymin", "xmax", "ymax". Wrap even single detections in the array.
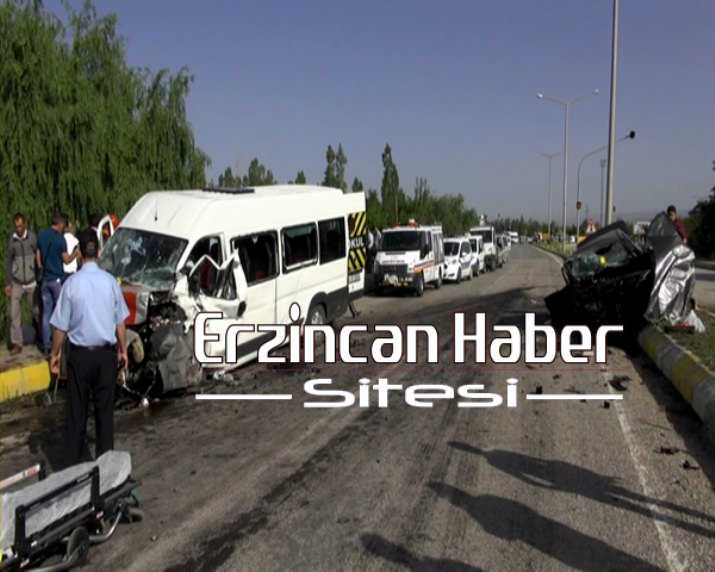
[
  {"xmin": 374, "ymin": 223, "xmax": 444, "ymax": 296},
  {"xmin": 469, "ymin": 225, "xmax": 502, "ymax": 271},
  {"xmin": 443, "ymin": 238, "xmax": 473, "ymax": 282},
  {"xmin": 468, "ymin": 235, "xmax": 485, "ymax": 276},
  {"xmin": 98, "ymin": 185, "xmax": 366, "ymax": 393}
]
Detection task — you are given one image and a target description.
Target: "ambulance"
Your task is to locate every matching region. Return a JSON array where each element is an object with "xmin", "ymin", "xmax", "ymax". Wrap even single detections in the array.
[{"xmin": 373, "ymin": 221, "xmax": 445, "ymax": 296}]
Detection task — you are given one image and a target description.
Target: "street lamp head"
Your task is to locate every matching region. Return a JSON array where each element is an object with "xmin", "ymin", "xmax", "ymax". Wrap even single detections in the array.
[
  {"xmin": 592, "ymin": 89, "xmax": 600, "ymax": 95},
  {"xmin": 536, "ymin": 93, "xmax": 544, "ymax": 99},
  {"xmin": 628, "ymin": 130, "xmax": 636, "ymax": 139}
]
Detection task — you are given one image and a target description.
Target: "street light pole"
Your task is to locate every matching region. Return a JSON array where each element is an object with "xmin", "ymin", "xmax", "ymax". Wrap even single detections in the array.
[
  {"xmin": 537, "ymin": 89, "xmax": 599, "ymax": 251},
  {"xmin": 600, "ymin": 158, "xmax": 607, "ymax": 227},
  {"xmin": 537, "ymin": 151, "xmax": 561, "ymax": 240},
  {"xmin": 605, "ymin": 0, "xmax": 620, "ymax": 224},
  {"xmin": 576, "ymin": 130, "xmax": 635, "ymax": 235}
]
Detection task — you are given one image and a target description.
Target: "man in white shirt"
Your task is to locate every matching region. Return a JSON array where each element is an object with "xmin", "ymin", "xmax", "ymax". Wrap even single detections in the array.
[{"xmin": 63, "ymin": 222, "xmax": 79, "ymax": 279}]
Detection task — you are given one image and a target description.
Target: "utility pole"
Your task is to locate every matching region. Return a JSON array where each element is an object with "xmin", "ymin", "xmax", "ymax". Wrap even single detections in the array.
[{"xmin": 605, "ymin": 0, "xmax": 620, "ymax": 224}]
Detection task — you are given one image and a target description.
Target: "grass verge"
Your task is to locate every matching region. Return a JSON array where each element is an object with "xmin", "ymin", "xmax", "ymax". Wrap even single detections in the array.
[{"xmin": 664, "ymin": 310, "xmax": 715, "ymax": 372}]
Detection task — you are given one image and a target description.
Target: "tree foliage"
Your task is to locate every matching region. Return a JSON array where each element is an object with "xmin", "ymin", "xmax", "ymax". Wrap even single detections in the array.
[
  {"xmin": 242, "ymin": 158, "xmax": 275, "ymax": 186},
  {"xmin": 351, "ymin": 177, "xmax": 363, "ymax": 194},
  {"xmin": 0, "ymin": 0, "xmax": 208, "ymax": 335},
  {"xmin": 380, "ymin": 144, "xmax": 400, "ymax": 223},
  {"xmin": 322, "ymin": 143, "xmax": 348, "ymax": 191},
  {"xmin": 218, "ymin": 167, "xmax": 239, "ymax": 187},
  {"xmin": 686, "ymin": 160, "xmax": 715, "ymax": 259}
]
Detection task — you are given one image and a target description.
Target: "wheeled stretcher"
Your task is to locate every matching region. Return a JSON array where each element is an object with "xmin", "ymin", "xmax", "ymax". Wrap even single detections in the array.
[{"xmin": 1, "ymin": 451, "xmax": 142, "ymax": 571}]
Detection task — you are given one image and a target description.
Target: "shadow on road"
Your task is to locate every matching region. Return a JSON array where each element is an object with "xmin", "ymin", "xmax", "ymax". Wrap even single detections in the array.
[
  {"xmin": 428, "ymin": 483, "xmax": 663, "ymax": 572},
  {"xmin": 448, "ymin": 442, "xmax": 715, "ymax": 539},
  {"xmin": 360, "ymin": 533, "xmax": 483, "ymax": 572}
]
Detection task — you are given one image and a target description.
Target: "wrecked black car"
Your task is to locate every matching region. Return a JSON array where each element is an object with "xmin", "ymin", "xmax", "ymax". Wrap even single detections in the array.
[{"xmin": 545, "ymin": 212, "xmax": 699, "ymax": 337}]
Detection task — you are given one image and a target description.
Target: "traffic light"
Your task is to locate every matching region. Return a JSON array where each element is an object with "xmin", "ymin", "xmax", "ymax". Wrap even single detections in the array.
[{"xmin": 576, "ymin": 201, "xmax": 582, "ymax": 210}]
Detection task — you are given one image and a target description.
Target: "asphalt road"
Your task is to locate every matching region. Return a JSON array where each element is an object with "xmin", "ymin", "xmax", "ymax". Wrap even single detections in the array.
[{"xmin": 2, "ymin": 245, "xmax": 715, "ymax": 571}]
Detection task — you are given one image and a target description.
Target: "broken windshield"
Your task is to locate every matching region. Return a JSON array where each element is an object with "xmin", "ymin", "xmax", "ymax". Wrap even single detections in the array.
[{"xmin": 98, "ymin": 228, "xmax": 188, "ymax": 290}]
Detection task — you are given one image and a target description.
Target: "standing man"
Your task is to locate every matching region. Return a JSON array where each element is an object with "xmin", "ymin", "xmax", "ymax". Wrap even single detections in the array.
[
  {"xmin": 37, "ymin": 213, "xmax": 78, "ymax": 356},
  {"xmin": 63, "ymin": 221, "xmax": 79, "ymax": 279},
  {"xmin": 50, "ymin": 229, "xmax": 129, "ymax": 466},
  {"xmin": 666, "ymin": 205, "xmax": 688, "ymax": 244},
  {"xmin": 5, "ymin": 213, "xmax": 38, "ymax": 354}
]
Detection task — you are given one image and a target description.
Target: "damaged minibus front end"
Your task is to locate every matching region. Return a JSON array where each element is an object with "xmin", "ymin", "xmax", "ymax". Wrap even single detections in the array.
[{"xmin": 98, "ymin": 227, "xmax": 248, "ymax": 403}]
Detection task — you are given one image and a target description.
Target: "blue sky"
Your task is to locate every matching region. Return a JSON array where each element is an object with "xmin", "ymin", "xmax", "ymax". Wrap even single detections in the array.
[{"xmin": 48, "ymin": 1, "xmax": 715, "ymax": 222}]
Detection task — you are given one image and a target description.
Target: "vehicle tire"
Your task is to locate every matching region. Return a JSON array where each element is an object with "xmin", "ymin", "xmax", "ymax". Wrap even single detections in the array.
[
  {"xmin": 434, "ymin": 271, "xmax": 442, "ymax": 289},
  {"xmin": 457, "ymin": 268, "xmax": 462, "ymax": 283},
  {"xmin": 414, "ymin": 273, "xmax": 424, "ymax": 297},
  {"xmin": 468, "ymin": 267, "xmax": 473, "ymax": 281},
  {"xmin": 66, "ymin": 527, "xmax": 90, "ymax": 566},
  {"xmin": 307, "ymin": 304, "xmax": 326, "ymax": 325}
]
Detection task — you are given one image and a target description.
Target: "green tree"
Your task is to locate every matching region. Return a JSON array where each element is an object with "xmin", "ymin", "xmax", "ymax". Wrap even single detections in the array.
[
  {"xmin": 351, "ymin": 177, "xmax": 363, "ymax": 194},
  {"xmin": 366, "ymin": 189, "xmax": 388, "ymax": 230},
  {"xmin": 294, "ymin": 170, "xmax": 307, "ymax": 184},
  {"xmin": 322, "ymin": 145, "xmax": 336, "ymax": 188},
  {"xmin": 322, "ymin": 143, "xmax": 348, "ymax": 191},
  {"xmin": 687, "ymin": 164, "xmax": 715, "ymax": 258},
  {"xmin": 218, "ymin": 167, "xmax": 238, "ymax": 187},
  {"xmin": 381, "ymin": 144, "xmax": 400, "ymax": 224},
  {"xmin": 0, "ymin": 0, "xmax": 209, "ymax": 336},
  {"xmin": 242, "ymin": 158, "xmax": 275, "ymax": 186}
]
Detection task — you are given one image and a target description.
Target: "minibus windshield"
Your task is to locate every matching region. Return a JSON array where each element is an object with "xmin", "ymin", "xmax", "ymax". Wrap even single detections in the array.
[{"xmin": 99, "ymin": 228, "xmax": 188, "ymax": 290}]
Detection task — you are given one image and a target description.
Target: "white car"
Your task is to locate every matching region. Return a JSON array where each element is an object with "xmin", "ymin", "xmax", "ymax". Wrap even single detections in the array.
[
  {"xmin": 468, "ymin": 236, "xmax": 485, "ymax": 276},
  {"xmin": 443, "ymin": 238, "xmax": 473, "ymax": 282}
]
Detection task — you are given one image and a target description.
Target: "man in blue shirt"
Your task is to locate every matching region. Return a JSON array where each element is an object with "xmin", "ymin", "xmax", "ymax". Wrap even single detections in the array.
[
  {"xmin": 50, "ymin": 229, "xmax": 129, "ymax": 466},
  {"xmin": 36, "ymin": 213, "xmax": 79, "ymax": 356}
]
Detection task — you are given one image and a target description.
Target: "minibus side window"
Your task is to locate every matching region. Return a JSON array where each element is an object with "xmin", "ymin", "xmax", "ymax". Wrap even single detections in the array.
[
  {"xmin": 282, "ymin": 223, "xmax": 318, "ymax": 271},
  {"xmin": 231, "ymin": 232, "xmax": 278, "ymax": 286},
  {"xmin": 318, "ymin": 218, "xmax": 345, "ymax": 264}
]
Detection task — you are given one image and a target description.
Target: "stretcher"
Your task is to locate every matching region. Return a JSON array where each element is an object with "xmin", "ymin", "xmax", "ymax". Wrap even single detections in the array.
[{"xmin": 0, "ymin": 451, "xmax": 142, "ymax": 571}]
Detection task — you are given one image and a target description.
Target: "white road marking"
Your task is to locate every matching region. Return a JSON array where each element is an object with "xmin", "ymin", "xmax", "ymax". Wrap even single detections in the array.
[{"xmin": 603, "ymin": 370, "xmax": 686, "ymax": 571}]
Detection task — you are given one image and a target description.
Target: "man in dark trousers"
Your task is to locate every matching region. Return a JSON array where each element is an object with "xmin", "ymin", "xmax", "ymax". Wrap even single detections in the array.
[
  {"xmin": 49, "ymin": 229, "xmax": 129, "ymax": 466},
  {"xmin": 37, "ymin": 213, "xmax": 79, "ymax": 356}
]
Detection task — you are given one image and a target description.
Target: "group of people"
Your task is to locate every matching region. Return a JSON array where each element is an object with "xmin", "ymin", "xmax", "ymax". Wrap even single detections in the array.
[
  {"xmin": 5, "ymin": 211, "xmax": 128, "ymax": 467},
  {"xmin": 6, "ymin": 212, "xmax": 78, "ymax": 356},
  {"xmin": 5, "ymin": 212, "xmax": 120, "ymax": 356}
]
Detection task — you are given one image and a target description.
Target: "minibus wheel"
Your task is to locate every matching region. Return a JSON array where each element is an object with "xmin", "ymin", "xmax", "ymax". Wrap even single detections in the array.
[
  {"xmin": 414, "ymin": 274, "xmax": 424, "ymax": 297},
  {"xmin": 308, "ymin": 305, "xmax": 326, "ymax": 325}
]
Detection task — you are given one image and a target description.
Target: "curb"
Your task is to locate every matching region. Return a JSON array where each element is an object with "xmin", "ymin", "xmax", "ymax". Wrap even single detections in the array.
[
  {"xmin": 638, "ymin": 324, "xmax": 715, "ymax": 438},
  {"xmin": 0, "ymin": 360, "xmax": 51, "ymax": 403},
  {"xmin": 534, "ymin": 244, "xmax": 569, "ymax": 260}
]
